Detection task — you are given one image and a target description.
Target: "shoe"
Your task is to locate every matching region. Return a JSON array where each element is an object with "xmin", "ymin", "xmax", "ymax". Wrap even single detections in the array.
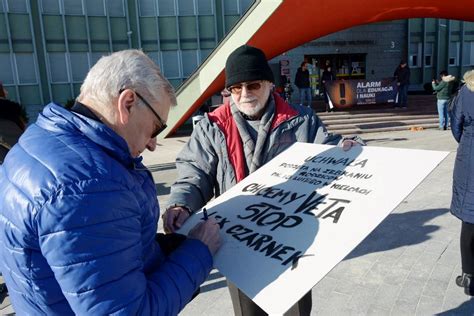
[{"xmin": 456, "ymin": 273, "xmax": 474, "ymax": 296}]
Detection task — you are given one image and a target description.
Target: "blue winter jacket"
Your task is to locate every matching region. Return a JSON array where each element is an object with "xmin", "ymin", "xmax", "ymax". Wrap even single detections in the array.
[
  {"xmin": 0, "ymin": 103, "xmax": 213, "ymax": 315},
  {"xmin": 450, "ymin": 78, "xmax": 474, "ymax": 224}
]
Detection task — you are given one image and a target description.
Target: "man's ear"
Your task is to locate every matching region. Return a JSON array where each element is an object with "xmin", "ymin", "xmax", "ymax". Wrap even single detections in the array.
[{"xmin": 117, "ymin": 89, "xmax": 135, "ymax": 125}]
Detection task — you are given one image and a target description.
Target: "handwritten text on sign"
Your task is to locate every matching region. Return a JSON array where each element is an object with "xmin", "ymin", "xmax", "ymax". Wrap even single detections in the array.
[{"xmin": 178, "ymin": 143, "xmax": 448, "ymax": 314}]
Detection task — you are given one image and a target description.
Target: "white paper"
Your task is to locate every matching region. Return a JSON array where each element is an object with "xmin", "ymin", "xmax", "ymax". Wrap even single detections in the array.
[{"xmin": 178, "ymin": 142, "xmax": 449, "ymax": 314}]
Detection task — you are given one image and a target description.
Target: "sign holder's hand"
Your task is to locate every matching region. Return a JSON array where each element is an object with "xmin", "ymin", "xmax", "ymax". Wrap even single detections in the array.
[
  {"xmin": 341, "ymin": 139, "xmax": 360, "ymax": 151},
  {"xmin": 162, "ymin": 206, "xmax": 191, "ymax": 233}
]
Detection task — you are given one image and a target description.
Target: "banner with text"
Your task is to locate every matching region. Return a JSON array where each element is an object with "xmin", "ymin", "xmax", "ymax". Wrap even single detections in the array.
[
  {"xmin": 326, "ymin": 78, "xmax": 398, "ymax": 109},
  {"xmin": 178, "ymin": 143, "xmax": 448, "ymax": 314}
]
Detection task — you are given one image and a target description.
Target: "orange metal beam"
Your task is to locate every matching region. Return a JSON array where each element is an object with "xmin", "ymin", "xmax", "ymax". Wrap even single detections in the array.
[{"xmin": 169, "ymin": 0, "xmax": 474, "ymax": 136}]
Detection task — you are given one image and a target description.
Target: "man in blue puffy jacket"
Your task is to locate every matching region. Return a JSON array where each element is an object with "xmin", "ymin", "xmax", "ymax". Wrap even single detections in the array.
[{"xmin": 0, "ymin": 49, "xmax": 221, "ymax": 315}]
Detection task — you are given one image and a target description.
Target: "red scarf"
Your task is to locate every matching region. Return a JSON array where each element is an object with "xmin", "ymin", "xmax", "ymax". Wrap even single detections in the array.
[{"xmin": 208, "ymin": 93, "xmax": 298, "ymax": 182}]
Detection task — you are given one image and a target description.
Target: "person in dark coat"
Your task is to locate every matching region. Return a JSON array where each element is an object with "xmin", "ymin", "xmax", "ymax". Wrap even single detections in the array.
[
  {"xmin": 321, "ymin": 66, "xmax": 336, "ymax": 112},
  {"xmin": 393, "ymin": 60, "xmax": 410, "ymax": 108},
  {"xmin": 450, "ymin": 69, "xmax": 474, "ymax": 296},
  {"xmin": 295, "ymin": 62, "xmax": 312, "ymax": 107}
]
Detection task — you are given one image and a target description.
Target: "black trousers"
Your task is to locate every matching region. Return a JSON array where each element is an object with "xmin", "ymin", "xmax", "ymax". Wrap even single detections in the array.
[
  {"xmin": 228, "ymin": 281, "xmax": 312, "ymax": 316},
  {"xmin": 461, "ymin": 221, "xmax": 474, "ymax": 274}
]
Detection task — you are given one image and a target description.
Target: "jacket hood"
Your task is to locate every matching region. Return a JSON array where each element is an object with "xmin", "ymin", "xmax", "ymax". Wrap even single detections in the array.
[
  {"xmin": 442, "ymin": 75, "xmax": 456, "ymax": 82},
  {"xmin": 464, "ymin": 70, "xmax": 474, "ymax": 91}
]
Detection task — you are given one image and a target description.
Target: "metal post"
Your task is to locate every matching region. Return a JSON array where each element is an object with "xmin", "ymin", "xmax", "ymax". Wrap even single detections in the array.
[{"xmin": 3, "ymin": 0, "xmax": 21, "ymax": 102}]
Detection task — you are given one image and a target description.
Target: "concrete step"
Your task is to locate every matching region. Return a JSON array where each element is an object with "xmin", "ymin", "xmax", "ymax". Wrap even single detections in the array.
[
  {"xmin": 328, "ymin": 117, "xmax": 438, "ymax": 130},
  {"xmin": 317, "ymin": 109, "xmax": 437, "ymax": 119},
  {"xmin": 313, "ymin": 96, "xmax": 441, "ymax": 136},
  {"xmin": 328, "ymin": 121, "xmax": 440, "ymax": 136},
  {"xmin": 324, "ymin": 114, "xmax": 438, "ymax": 125}
]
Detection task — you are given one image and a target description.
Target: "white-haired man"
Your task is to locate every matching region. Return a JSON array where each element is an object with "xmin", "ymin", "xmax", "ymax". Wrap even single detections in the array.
[
  {"xmin": 0, "ymin": 49, "xmax": 221, "ymax": 315},
  {"xmin": 163, "ymin": 45, "xmax": 362, "ymax": 315}
]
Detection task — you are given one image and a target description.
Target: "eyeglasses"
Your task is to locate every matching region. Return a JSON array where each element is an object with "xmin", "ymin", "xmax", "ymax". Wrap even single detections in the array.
[
  {"xmin": 119, "ymin": 89, "xmax": 167, "ymax": 138},
  {"xmin": 228, "ymin": 81, "xmax": 262, "ymax": 94}
]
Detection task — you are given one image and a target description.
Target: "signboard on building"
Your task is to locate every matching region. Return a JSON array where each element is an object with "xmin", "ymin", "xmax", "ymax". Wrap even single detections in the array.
[
  {"xmin": 325, "ymin": 78, "xmax": 398, "ymax": 108},
  {"xmin": 178, "ymin": 143, "xmax": 448, "ymax": 314}
]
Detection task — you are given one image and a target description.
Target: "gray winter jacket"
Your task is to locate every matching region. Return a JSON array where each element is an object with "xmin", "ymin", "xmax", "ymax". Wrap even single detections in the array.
[{"xmin": 168, "ymin": 93, "xmax": 345, "ymax": 212}]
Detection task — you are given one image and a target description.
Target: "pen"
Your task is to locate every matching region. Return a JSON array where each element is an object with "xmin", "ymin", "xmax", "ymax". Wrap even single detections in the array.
[{"xmin": 202, "ymin": 207, "xmax": 208, "ymax": 220}]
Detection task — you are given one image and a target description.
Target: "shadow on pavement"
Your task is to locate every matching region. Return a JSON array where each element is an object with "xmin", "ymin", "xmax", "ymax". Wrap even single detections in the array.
[
  {"xmin": 346, "ymin": 208, "xmax": 448, "ymax": 260},
  {"xmin": 200, "ymin": 271, "xmax": 227, "ymax": 293},
  {"xmin": 155, "ymin": 182, "xmax": 171, "ymax": 196},
  {"xmin": 436, "ymin": 297, "xmax": 474, "ymax": 315},
  {"xmin": 363, "ymin": 137, "xmax": 408, "ymax": 143}
]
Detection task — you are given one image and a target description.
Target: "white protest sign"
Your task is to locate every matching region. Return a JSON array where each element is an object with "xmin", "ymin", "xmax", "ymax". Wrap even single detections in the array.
[{"xmin": 178, "ymin": 142, "xmax": 449, "ymax": 314}]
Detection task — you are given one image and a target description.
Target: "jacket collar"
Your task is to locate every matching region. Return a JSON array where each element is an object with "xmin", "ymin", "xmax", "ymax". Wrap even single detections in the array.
[{"xmin": 36, "ymin": 103, "xmax": 141, "ymax": 168}]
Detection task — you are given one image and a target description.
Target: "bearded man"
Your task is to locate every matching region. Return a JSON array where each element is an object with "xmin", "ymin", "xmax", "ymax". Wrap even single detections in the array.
[{"xmin": 163, "ymin": 44, "xmax": 362, "ymax": 315}]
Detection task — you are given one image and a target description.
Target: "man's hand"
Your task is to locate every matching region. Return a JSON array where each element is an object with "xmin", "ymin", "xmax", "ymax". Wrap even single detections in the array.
[
  {"xmin": 162, "ymin": 206, "xmax": 191, "ymax": 233},
  {"xmin": 341, "ymin": 139, "xmax": 361, "ymax": 151},
  {"xmin": 188, "ymin": 219, "xmax": 222, "ymax": 255}
]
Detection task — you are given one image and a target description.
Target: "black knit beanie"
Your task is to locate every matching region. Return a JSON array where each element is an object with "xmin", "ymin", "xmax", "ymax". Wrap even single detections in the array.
[{"xmin": 225, "ymin": 45, "xmax": 274, "ymax": 88}]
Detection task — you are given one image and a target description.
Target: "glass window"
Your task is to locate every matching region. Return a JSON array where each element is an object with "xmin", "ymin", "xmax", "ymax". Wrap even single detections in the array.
[
  {"xmin": 424, "ymin": 43, "xmax": 433, "ymax": 67},
  {"xmin": 7, "ymin": 0, "xmax": 28, "ymax": 13},
  {"xmin": 241, "ymin": 0, "xmax": 254, "ymax": 12},
  {"xmin": 409, "ymin": 42, "xmax": 421, "ymax": 68},
  {"xmin": 69, "ymin": 52, "xmax": 89, "ymax": 82},
  {"xmin": 161, "ymin": 50, "xmax": 180, "ymax": 78},
  {"xmin": 0, "ymin": 54, "xmax": 15, "ymax": 84},
  {"xmin": 449, "ymin": 42, "xmax": 460, "ymax": 66},
  {"xmin": 197, "ymin": 0, "xmax": 212, "ymax": 15},
  {"xmin": 181, "ymin": 50, "xmax": 198, "ymax": 77},
  {"xmin": 199, "ymin": 48, "xmax": 212, "ymax": 63},
  {"xmin": 63, "ymin": 0, "xmax": 84, "ymax": 15},
  {"xmin": 15, "ymin": 53, "xmax": 37, "ymax": 84},
  {"xmin": 139, "ymin": 0, "xmax": 156, "ymax": 16},
  {"xmin": 0, "ymin": 1, "xmax": 4, "ymax": 13},
  {"xmin": 178, "ymin": 0, "xmax": 194, "ymax": 15},
  {"xmin": 463, "ymin": 42, "xmax": 474, "ymax": 66},
  {"xmin": 224, "ymin": 0, "xmax": 238, "ymax": 15},
  {"xmin": 158, "ymin": 0, "xmax": 175, "ymax": 16},
  {"xmin": 89, "ymin": 52, "xmax": 107, "ymax": 67},
  {"xmin": 146, "ymin": 51, "xmax": 161, "ymax": 69},
  {"xmin": 86, "ymin": 0, "xmax": 105, "ymax": 16},
  {"xmin": 49, "ymin": 52, "xmax": 69, "ymax": 83},
  {"xmin": 41, "ymin": 0, "xmax": 61, "ymax": 14},
  {"xmin": 106, "ymin": 0, "xmax": 125, "ymax": 17}
]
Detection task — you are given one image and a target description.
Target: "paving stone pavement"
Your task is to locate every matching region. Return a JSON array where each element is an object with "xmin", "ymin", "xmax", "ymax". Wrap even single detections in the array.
[{"xmin": 1, "ymin": 128, "xmax": 474, "ymax": 315}]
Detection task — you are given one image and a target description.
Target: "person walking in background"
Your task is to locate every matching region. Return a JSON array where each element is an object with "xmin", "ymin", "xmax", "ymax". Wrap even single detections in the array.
[
  {"xmin": 432, "ymin": 70, "xmax": 456, "ymax": 130},
  {"xmin": 295, "ymin": 61, "xmax": 312, "ymax": 107},
  {"xmin": 449, "ymin": 69, "xmax": 474, "ymax": 297},
  {"xmin": 393, "ymin": 60, "xmax": 410, "ymax": 108},
  {"xmin": 321, "ymin": 66, "xmax": 336, "ymax": 112}
]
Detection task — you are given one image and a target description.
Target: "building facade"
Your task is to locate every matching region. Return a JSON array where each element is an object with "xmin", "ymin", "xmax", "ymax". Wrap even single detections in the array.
[
  {"xmin": 1, "ymin": 0, "xmax": 473, "ymax": 115},
  {"xmin": 273, "ymin": 19, "xmax": 474, "ymax": 99}
]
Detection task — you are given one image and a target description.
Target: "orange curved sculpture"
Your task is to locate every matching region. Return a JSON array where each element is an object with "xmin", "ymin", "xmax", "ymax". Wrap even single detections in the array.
[{"xmin": 170, "ymin": 0, "xmax": 474, "ymax": 136}]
